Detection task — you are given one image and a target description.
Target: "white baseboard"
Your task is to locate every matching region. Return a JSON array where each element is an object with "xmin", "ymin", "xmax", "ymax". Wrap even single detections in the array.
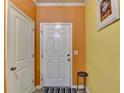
[
  {"xmin": 86, "ymin": 86, "xmax": 90, "ymax": 93},
  {"xmin": 36, "ymin": 85, "xmax": 42, "ymax": 89},
  {"xmin": 72, "ymin": 85, "xmax": 90, "ymax": 93},
  {"xmin": 33, "ymin": 85, "xmax": 42, "ymax": 91},
  {"xmin": 71, "ymin": 85, "xmax": 84, "ymax": 89}
]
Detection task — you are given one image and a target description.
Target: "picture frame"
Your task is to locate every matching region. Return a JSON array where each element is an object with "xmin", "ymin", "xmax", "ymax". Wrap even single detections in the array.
[{"xmin": 97, "ymin": 0, "xmax": 119, "ymax": 30}]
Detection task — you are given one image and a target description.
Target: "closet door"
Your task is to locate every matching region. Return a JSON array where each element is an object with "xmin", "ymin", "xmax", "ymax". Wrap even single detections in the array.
[{"xmin": 8, "ymin": 6, "xmax": 34, "ymax": 93}]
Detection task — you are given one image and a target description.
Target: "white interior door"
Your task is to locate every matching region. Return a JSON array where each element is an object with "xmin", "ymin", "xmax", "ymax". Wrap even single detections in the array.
[
  {"xmin": 8, "ymin": 6, "xmax": 34, "ymax": 93},
  {"xmin": 42, "ymin": 23, "xmax": 72, "ymax": 87}
]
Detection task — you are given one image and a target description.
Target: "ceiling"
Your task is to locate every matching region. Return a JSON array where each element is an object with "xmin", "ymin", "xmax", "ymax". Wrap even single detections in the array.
[{"xmin": 35, "ymin": 0, "xmax": 85, "ymax": 3}]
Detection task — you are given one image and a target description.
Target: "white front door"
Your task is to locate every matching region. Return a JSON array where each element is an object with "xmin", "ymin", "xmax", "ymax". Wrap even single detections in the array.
[
  {"xmin": 7, "ymin": 6, "xmax": 34, "ymax": 93},
  {"xmin": 42, "ymin": 23, "xmax": 72, "ymax": 86}
]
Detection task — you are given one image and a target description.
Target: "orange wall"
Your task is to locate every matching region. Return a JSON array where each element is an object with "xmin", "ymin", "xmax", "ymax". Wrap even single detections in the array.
[
  {"xmin": 4, "ymin": 0, "xmax": 36, "ymax": 92},
  {"xmin": 36, "ymin": 6, "xmax": 85, "ymax": 85},
  {"xmin": 10, "ymin": 0, "xmax": 36, "ymax": 20}
]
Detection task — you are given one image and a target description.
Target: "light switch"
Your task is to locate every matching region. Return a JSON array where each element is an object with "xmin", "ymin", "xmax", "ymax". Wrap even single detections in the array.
[{"xmin": 74, "ymin": 50, "xmax": 78, "ymax": 56}]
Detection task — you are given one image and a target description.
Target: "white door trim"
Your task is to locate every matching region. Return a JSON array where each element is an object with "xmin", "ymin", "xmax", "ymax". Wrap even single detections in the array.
[
  {"xmin": 5, "ymin": 1, "xmax": 35, "ymax": 93},
  {"xmin": 40, "ymin": 23, "xmax": 73, "ymax": 87}
]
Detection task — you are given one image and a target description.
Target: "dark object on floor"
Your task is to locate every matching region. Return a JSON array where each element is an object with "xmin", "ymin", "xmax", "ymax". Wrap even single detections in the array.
[
  {"xmin": 77, "ymin": 72, "xmax": 88, "ymax": 91},
  {"xmin": 33, "ymin": 87, "xmax": 77, "ymax": 93},
  {"xmin": 77, "ymin": 72, "xmax": 88, "ymax": 77}
]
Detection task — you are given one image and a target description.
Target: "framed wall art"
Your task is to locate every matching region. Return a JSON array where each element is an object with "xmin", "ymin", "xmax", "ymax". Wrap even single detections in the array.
[{"xmin": 97, "ymin": 0, "xmax": 119, "ymax": 30}]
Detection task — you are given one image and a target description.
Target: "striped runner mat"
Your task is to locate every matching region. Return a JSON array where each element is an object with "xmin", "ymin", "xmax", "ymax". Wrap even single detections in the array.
[{"xmin": 33, "ymin": 87, "xmax": 77, "ymax": 93}]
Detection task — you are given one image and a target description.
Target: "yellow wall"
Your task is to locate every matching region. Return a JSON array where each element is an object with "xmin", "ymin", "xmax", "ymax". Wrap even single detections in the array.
[
  {"xmin": 85, "ymin": 0, "xmax": 120, "ymax": 93},
  {"xmin": 36, "ymin": 6, "xmax": 85, "ymax": 85}
]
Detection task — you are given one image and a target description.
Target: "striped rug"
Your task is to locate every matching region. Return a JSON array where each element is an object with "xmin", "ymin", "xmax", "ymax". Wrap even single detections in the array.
[{"xmin": 33, "ymin": 87, "xmax": 77, "ymax": 93}]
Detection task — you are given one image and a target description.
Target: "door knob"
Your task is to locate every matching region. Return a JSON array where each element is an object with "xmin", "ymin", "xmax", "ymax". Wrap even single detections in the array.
[
  {"xmin": 10, "ymin": 67, "xmax": 17, "ymax": 71},
  {"xmin": 67, "ymin": 58, "xmax": 71, "ymax": 62},
  {"xmin": 67, "ymin": 54, "xmax": 70, "ymax": 56}
]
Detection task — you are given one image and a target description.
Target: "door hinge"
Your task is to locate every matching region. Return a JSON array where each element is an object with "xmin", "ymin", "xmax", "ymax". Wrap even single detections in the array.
[
  {"xmin": 41, "ymin": 30, "xmax": 43, "ymax": 33},
  {"xmin": 32, "ymin": 54, "xmax": 34, "ymax": 58},
  {"xmin": 32, "ymin": 79, "xmax": 34, "ymax": 83},
  {"xmin": 42, "ymin": 77, "xmax": 44, "ymax": 84},
  {"xmin": 41, "ymin": 54, "xmax": 43, "ymax": 58},
  {"xmin": 32, "ymin": 28, "xmax": 35, "ymax": 32}
]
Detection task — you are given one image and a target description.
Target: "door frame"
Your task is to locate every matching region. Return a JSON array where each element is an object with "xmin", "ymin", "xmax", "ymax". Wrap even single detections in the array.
[
  {"xmin": 40, "ymin": 23, "xmax": 73, "ymax": 87},
  {"xmin": 5, "ymin": 1, "xmax": 35, "ymax": 93}
]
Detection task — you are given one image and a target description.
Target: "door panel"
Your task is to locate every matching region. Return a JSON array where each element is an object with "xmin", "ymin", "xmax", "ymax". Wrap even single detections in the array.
[
  {"xmin": 8, "ymin": 7, "xmax": 34, "ymax": 93},
  {"xmin": 47, "ymin": 61, "xmax": 56, "ymax": 79},
  {"xmin": 43, "ymin": 23, "xmax": 72, "ymax": 86},
  {"xmin": 16, "ymin": 17, "xmax": 32, "ymax": 61}
]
